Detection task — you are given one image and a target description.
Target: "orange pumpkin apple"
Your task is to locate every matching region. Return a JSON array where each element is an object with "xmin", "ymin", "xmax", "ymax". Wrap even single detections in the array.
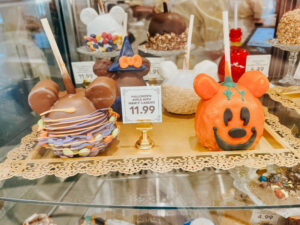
[{"xmin": 194, "ymin": 71, "xmax": 269, "ymax": 151}]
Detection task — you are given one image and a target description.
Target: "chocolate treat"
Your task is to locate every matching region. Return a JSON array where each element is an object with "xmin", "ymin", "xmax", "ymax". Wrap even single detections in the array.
[
  {"xmin": 93, "ymin": 59, "xmax": 114, "ymax": 78},
  {"xmin": 146, "ymin": 2, "xmax": 187, "ymax": 50},
  {"xmin": 28, "ymin": 80, "xmax": 59, "ymax": 114},
  {"xmin": 93, "ymin": 36, "xmax": 150, "ymax": 96},
  {"xmin": 277, "ymin": 9, "xmax": 300, "ymax": 45},
  {"xmin": 86, "ymin": 76, "xmax": 118, "ymax": 109},
  {"xmin": 23, "ymin": 214, "xmax": 56, "ymax": 225},
  {"xmin": 29, "ymin": 69, "xmax": 119, "ymax": 158},
  {"xmin": 148, "ymin": 3, "xmax": 186, "ymax": 37}
]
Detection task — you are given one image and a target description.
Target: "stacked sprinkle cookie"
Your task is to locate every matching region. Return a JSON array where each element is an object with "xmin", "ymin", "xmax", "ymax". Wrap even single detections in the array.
[
  {"xmin": 38, "ymin": 109, "xmax": 120, "ymax": 157},
  {"xmin": 84, "ymin": 32, "xmax": 123, "ymax": 52}
]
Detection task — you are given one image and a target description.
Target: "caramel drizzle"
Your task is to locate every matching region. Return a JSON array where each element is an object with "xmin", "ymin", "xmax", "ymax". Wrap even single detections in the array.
[
  {"xmin": 40, "ymin": 107, "xmax": 76, "ymax": 116},
  {"xmin": 47, "ymin": 121, "xmax": 110, "ymax": 137},
  {"xmin": 44, "ymin": 114, "xmax": 105, "ymax": 129}
]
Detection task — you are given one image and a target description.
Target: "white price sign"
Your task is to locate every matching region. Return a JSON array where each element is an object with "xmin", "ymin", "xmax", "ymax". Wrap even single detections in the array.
[
  {"xmin": 71, "ymin": 61, "xmax": 97, "ymax": 84},
  {"xmin": 246, "ymin": 55, "xmax": 271, "ymax": 77},
  {"xmin": 250, "ymin": 210, "xmax": 280, "ymax": 224},
  {"xmin": 143, "ymin": 57, "xmax": 165, "ymax": 80},
  {"xmin": 121, "ymin": 86, "xmax": 162, "ymax": 124}
]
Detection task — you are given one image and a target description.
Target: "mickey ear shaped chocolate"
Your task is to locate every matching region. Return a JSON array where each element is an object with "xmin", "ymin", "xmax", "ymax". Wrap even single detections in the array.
[
  {"xmin": 93, "ymin": 59, "xmax": 114, "ymax": 78},
  {"xmin": 28, "ymin": 80, "xmax": 60, "ymax": 114},
  {"xmin": 135, "ymin": 57, "xmax": 151, "ymax": 77},
  {"xmin": 85, "ymin": 77, "xmax": 117, "ymax": 109},
  {"xmin": 238, "ymin": 71, "xmax": 269, "ymax": 98},
  {"xmin": 194, "ymin": 73, "xmax": 221, "ymax": 100}
]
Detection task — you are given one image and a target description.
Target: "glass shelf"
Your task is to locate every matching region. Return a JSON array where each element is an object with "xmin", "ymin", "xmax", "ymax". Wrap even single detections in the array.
[{"xmin": 0, "ymin": 170, "xmax": 300, "ymax": 210}]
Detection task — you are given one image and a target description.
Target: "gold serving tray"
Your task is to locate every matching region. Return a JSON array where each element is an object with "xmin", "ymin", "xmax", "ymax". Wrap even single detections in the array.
[{"xmin": 0, "ymin": 107, "xmax": 299, "ymax": 180}]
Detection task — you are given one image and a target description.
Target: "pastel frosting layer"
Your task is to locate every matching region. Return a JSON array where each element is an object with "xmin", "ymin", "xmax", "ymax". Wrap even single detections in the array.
[{"xmin": 38, "ymin": 108, "xmax": 119, "ymax": 157}]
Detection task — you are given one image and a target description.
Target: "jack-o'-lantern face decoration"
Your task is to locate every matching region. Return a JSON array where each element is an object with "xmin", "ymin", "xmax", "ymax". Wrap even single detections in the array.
[{"xmin": 194, "ymin": 71, "xmax": 269, "ymax": 151}]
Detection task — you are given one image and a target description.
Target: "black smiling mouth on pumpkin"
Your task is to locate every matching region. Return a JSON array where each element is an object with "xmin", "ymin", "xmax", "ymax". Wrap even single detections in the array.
[{"xmin": 213, "ymin": 126, "xmax": 257, "ymax": 150}]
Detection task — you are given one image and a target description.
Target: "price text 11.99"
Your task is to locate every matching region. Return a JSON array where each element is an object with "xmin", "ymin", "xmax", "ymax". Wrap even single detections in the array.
[{"xmin": 129, "ymin": 106, "xmax": 155, "ymax": 115}]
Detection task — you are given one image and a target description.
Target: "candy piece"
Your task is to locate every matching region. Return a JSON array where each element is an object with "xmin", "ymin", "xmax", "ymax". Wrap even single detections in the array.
[
  {"xmin": 109, "ymin": 116, "xmax": 116, "ymax": 122},
  {"xmin": 86, "ymin": 37, "xmax": 94, "ymax": 42},
  {"xmin": 107, "ymin": 33, "xmax": 112, "ymax": 40},
  {"xmin": 40, "ymin": 131, "xmax": 48, "ymax": 138},
  {"xmin": 96, "ymin": 34, "xmax": 102, "ymax": 41},
  {"xmin": 95, "ymin": 134, "xmax": 103, "ymax": 140},
  {"xmin": 259, "ymin": 176, "xmax": 267, "ymax": 182},
  {"xmin": 274, "ymin": 189, "xmax": 285, "ymax": 199},
  {"xmin": 49, "ymin": 143, "xmax": 54, "ymax": 147},
  {"xmin": 273, "ymin": 175, "xmax": 279, "ymax": 182},
  {"xmin": 79, "ymin": 148, "xmax": 90, "ymax": 156},
  {"xmin": 38, "ymin": 119, "xmax": 44, "ymax": 130},
  {"xmin": 87, "ymin": 41, "xmax": 93, "ymax": 46},
  {"xmin": 271, "ymin": 185, "xmax": 280, "ymax": 191},
  {"xmin": 102, "ymin": 32, "xmax": 107, "ymax": 39},
  {"xmin": 106, "ymin": 47, "xmax": 112, "ymax": 52},
  {"xmin": 112, "ymin": 128, "xmax": 119, "ymax": 137},
  {"xmin": 112, "ymin": 35, "xmax": 117, "ymax": 41},
  {"xmin": 98, "ymin": 42, "xmax": 104, "ymax": 47},
  {"xmin": 90, "ymin": 34, "xmax": 96, "ymax": 38},
  {"xmin": 103, "ymin": 39, "xmax": 108, "ymax": 44},
  {"xmin": 100, "ymin": 47, "xmax": 106, "ymax": 52},
  {"xmin": 108, "ymin": 40, "xmax": 113, "ymax": 45},
  {"xmin": 90, "ymin": 46, "xmax": 96, "ymax": 51},
  {"xmin": 93, "ymin": 44, "xmax": 99, "ymax": 49},
  {"xmin": 113, "ymin": 39, "xmax": 118, "ymax": 45},
  {"xmin": 104, "ymin": 135, "xmax": 113, "ymax": 143},
  {"xmin": 256, "ymin": 169, "xmax": 267, "ymax": 176},
  {"xmin": 281, "ymin": 189, "xmax": 289, "ymax": 198},
  {"xmin": 63, "ymin": 148, "xmax": 74, "ymax": 157}
]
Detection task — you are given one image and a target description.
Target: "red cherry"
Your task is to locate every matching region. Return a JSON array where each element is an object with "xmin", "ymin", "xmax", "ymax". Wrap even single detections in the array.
[
  {"xmin": 102, "ymin": 32, "xmax": 107, "ymax": 38},
  {"xmin": 107, "ymin": 33, "xmax": 112, "ymax": 40}
]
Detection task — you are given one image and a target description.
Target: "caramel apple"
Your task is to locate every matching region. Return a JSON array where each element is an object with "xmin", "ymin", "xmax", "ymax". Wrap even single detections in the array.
[{"xmin": 146, "ymin": 2, "xmax": 187, "ymax": 50}]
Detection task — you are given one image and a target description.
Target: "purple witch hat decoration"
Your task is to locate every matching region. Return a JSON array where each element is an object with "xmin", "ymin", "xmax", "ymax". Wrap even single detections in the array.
[{"xmin": 108, "ymin": 36, "xmax": 146, "ymax": 72}]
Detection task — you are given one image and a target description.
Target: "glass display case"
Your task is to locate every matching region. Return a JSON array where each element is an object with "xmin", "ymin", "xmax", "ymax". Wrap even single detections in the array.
[{"xmin": 0, "ymin": 0, "xmax": 300, "ymax": 225}]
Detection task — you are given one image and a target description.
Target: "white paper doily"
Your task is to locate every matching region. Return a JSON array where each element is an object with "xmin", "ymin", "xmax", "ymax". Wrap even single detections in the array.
[
  {"xmin": 77, "ymin": 46, "xmax": 120, "ymax": 58},
  {"xmin": 266, "ymin": 39, "xmax": 300, "ymax": 52},
  {"xmin": 138, "ymin": 45, "xmax": 187, "ymax": 57}
]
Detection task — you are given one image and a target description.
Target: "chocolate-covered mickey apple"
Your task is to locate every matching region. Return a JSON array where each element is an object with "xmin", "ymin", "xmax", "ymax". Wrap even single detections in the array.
[
  {"xmin": 93, "ymin": 36, "xmax": 150, "ymax": 115},
  {"xmin": 29, "ymin": 18, "xmax": 119, "ymax": 158},
  {"xmin": 146, "ymin": 2, "xmax": 187, "ymax": 50},
  {"xmin": 28, "ymin": 73, "xmax": 119, "ymax": 158}
]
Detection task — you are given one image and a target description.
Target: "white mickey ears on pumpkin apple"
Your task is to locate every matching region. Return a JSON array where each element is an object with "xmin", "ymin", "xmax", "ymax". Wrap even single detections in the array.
[
  {"xmin": 158, "ymin": 61, "xmax": 178, "ymax": 80},
  {"xmin": 238, "ymin": 71, "xmax": 269, "ymax": 98},
  {"xmin": 80, "ymin": 8, "xmax": 98, "ymax": 25},
  {"xmin": 194, "ymin": 73, "xmax": 221, "ymax": 100},
  {"xmin": 109, "ymin": 6, "xmax": 126, "ymax": 25}
]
